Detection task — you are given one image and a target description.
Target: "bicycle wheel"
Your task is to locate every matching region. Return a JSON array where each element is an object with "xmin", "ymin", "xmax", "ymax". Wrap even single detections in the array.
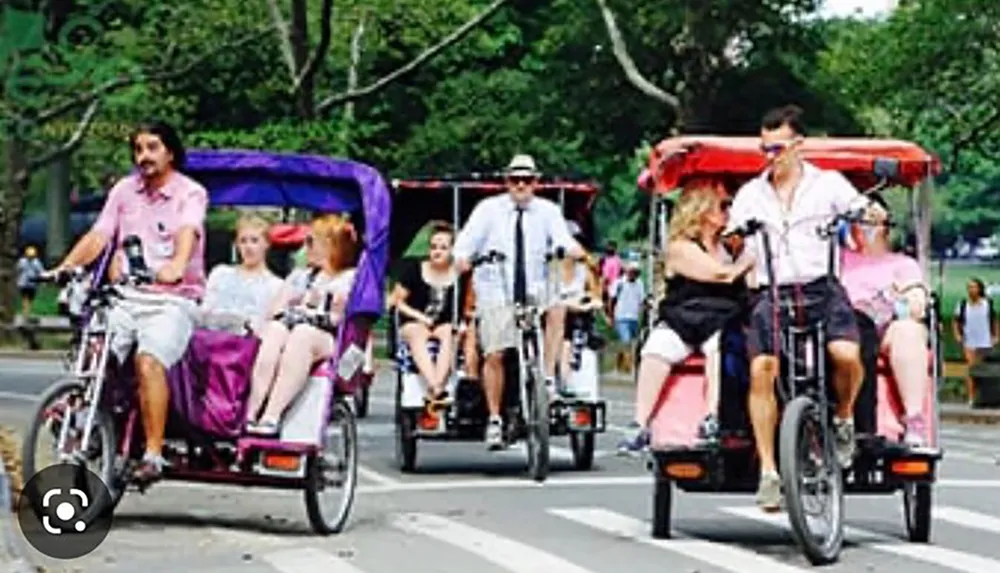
[
  {"xmin": 523, "ymin": 342, "xmax": 550, "ymax": 482},
  {"xmin": 21, "ymin": 379, "xmax": 123, "ymax": 521},
  {"xmin": 903, "ymin": 482, "xmax": 932, "ymax": 542},
  {"xmin": 304, "ymin": 397, "xmax": 357, "ymax": 534},
  {"xmin": 779, "ymin": 396, "xmax": 844, "ymax": 565}
]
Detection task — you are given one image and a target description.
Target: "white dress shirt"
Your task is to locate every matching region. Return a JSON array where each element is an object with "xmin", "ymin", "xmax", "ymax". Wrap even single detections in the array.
[
  {"xmin": 727, "ymin": 161, "xmax": 869, "ymax": 287},
  {"xmin": 453, "ymin": 193, "xmax": 576, "ymax": 307}
]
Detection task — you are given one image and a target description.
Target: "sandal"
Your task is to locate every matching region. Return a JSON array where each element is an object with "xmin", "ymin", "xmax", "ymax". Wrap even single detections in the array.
[{"xmin": 246, "ymin": 419, "xmax": 281, "ymax": 437}]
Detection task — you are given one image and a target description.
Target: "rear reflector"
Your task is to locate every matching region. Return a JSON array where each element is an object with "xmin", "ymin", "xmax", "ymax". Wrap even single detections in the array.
[
  {"xmin": 664, "ymin": 462, "xmax": 704, "ymax": 480},
  {"xmin": 890, "ymin": 459, "xmax": 931, "ymax": 476}
]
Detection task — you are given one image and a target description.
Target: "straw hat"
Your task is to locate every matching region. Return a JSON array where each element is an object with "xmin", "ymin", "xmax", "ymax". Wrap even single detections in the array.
[{"xmin": 504, "ymin": 154, "xmax": 541, "ymax": 177}]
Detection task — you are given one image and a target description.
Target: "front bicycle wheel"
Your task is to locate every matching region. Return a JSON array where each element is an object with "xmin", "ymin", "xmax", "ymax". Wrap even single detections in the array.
[
  {"xmin": 524, "ymin": 354, "xmax": 550, "ymax": 482},
  {"xmin": 21, "ymin": 379, "xmax": 123, "ymax": 521},
  {"xmin": 779, "ymin": 396, "xmax": 844, "ymax": 565}
]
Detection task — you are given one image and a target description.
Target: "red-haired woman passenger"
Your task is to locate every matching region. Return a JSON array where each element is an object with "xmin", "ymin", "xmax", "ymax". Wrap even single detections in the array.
[{"xmin": 244, "ymin": 214, "xmax": 359, "ymax": 436}]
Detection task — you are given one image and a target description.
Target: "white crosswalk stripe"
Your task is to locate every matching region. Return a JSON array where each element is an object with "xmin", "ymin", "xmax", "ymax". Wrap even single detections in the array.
[
  {"xmin": 261, "ymin": 547, "xmax": 366, "ymax": 573},
  {"xmin": 390, "ymin": 512, "xmax": 596, "ymax": 573},
  {"xmin": 547, "ymin": 506, "xmax": 813, "ymax": 573},
  {"xmin": 722, "ymin": 505, "xmax": 1000, "ymax": 573},
  {"xmin": 936, "ymin": 506, "xmax": 1000, "ymax": 534}
]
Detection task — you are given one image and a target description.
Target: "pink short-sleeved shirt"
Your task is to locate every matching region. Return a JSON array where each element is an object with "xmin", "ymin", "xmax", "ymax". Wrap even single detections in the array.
[
  {"xmin": 840, "ymin": 249, "xmax": 923, "ymax": 323},
  {"xmin": 601, "ymin": 255, "xmax": 622, "ymax": 285},
  {"xmin": 93, "ymin": 171, "xmax": 208, "ymax": 299}
]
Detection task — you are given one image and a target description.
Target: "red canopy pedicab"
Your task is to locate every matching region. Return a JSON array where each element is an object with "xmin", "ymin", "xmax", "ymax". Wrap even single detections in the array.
[
  {"xmin": 389, "ymin": 174, "xmax": 607, "ymax": 481},
  {"xmin": 638, "ymin": 136, "xmax": 942, "ymax": 564}
]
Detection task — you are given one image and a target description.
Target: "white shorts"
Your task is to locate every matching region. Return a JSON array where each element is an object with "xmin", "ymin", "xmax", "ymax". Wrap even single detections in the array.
[
  {"xmin": 640, "ymin": 326, "xmax": 721, "ymax": 364},
  {"xmin": 107, "ymin": 290, "xmax": 197, "ymax": 368}
]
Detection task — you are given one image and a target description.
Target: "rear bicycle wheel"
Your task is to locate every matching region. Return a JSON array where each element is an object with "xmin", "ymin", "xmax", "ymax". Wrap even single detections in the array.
[
  {"xmin": 779, "ymin": 396, "xmax": 844, "ymax": 565},
  {"xmin": 304, "ymin": 397, "xmax": 357, "ymax": 534},
  {"xmin": 903, "ymin": 482, "xmax": 932, "ymax": 542}
]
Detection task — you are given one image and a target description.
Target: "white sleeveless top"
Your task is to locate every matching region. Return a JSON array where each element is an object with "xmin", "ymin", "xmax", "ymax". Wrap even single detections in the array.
[{"xmin": 558, "ymin": 263, "xmax": 588, "ymax": 300}]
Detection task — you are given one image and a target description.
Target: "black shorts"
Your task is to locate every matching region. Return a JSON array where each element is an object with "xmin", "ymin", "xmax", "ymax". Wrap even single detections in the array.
[
  {"xmin": 746, "ymin": 278, "xmax": 859, "ymax": 358},
  {"xmin": 19, "ymin": 287, "xmax": 37, "ymax": 300}
]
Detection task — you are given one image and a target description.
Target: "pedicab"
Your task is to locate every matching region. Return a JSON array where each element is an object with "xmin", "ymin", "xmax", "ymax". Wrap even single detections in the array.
[
  {"xmin": 21, "ymin": 149, "xmax": 390, "ymax": 534},
  {"xmin": 639, "ymin": 136, "xmax": 943, "ymax": 563},
  {"xmin": 264, "ymin": 221, "xmax": 377, "ymax": 418},
  {"xmin": 388, "ymin": 175, "xmax": 607, "ymax": 481}
]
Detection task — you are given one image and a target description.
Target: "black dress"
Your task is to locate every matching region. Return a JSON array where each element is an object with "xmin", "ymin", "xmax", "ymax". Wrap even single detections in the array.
[
  {"xmin": 657, "ymin": 242, "xmax": 748, "ymax": 346},
  {"xmin": 397, "ymin": 259, "xmax": 466, "ymax": 328}
]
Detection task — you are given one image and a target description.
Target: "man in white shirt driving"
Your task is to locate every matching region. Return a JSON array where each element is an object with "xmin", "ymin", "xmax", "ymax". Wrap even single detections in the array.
[
  {"xmin": 728, "ymin": 105, "xmax": 870, "ymax": 511},
  {"xmin": 452, "ymin": 154, "xmax": 588, "ymax": 449}
]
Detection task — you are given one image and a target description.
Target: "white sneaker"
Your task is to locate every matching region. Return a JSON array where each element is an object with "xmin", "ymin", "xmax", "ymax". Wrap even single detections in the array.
[{"xmin": 485, "ymin": 418, "xmax": 504, "ymax": 451}]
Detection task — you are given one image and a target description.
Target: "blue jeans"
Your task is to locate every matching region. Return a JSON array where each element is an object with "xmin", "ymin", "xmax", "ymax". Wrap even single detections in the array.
[{"xmin": 615, "ymin": 319, "xmax": 639, "ymax": 343}]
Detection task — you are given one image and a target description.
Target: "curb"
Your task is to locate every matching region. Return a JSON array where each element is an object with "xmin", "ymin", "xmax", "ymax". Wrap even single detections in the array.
[
  {"xmin": 0, "ymin": 350, "xmax": 65, "ymax": 361},
  {"xmin": 939, "ymin": 408, "xmax": 1000, "ymax": 425},
  {"xmin": 0, "ymin": 453, "xmax": 33, "ymax": 573}
]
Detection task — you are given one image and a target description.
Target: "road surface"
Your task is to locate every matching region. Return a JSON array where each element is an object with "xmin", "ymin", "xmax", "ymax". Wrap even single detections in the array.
[{"xmin": 3, "ymin": 358, "xmax": 1000, "ymax": 573}]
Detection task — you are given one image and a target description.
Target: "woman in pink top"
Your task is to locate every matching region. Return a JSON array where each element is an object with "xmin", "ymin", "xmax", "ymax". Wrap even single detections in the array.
[{"xmin": 840, "ymin": 199, "xmax": 929, "ymax": 447}]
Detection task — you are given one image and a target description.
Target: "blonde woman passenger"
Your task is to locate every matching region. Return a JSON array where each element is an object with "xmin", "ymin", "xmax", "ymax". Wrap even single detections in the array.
[
  {"xmin": 200, "ymin": 214, "xmax": 284, "ymax": 334},
  {"xmin": 618, "ymin": 186, "xmax": 754, "ymax": 454},
  {"xmin": 245, "ymin": 214, "xmax": 359, "ymax": 436}
]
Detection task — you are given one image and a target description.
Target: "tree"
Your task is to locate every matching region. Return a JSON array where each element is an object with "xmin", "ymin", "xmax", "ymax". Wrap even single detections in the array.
[
  {"xmin": 0, "ymin": 1, "xmax": 266, "ymax": 320},
  {"xmin": 594, "ymin": 0, "xmax": 822, "ymax": 132}
]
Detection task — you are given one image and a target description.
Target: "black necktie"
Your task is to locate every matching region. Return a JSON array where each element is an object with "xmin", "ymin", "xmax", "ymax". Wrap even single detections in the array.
[{"xmin": 513, "ymin": 206, "xmax": 527, "ymax": 305}]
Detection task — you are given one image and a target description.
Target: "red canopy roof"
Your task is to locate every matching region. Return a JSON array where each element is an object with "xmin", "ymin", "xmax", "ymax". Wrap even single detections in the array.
[{"xmin": 644, "ymin": 136, "xmax": 941, "ymax": 194}]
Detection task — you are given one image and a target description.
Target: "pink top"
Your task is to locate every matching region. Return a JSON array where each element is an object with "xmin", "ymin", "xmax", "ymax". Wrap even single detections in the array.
[
  {"xmin": 93, "ymin": 171, "xmax": 208, "ymax": 299},
  {"xmin": 840, "ymin": 249, "xmax": 923, "ymax": 325},
  {"xmin": 601, "ymin": 255, "xmax": 622, "ymax": 285}
]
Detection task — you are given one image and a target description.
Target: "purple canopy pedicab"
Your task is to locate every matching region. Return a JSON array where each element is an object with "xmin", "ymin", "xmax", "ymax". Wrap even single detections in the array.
[{"xmin": 21, "ymin": 150, "xmax": 389, "ymax": 534}]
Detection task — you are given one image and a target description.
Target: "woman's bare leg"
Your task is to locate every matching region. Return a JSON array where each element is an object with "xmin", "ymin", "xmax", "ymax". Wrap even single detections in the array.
[
  {"xmin": 247, "ymin": 321, "xmax": 290, "ymax": 422},
  {"xmin": 963, "ymin": 347, "xmax": 981, "ymax": 404},
  {"xmin": 430, "ymin": 323, "xmax": 454, "ymax": 394},
  {"xmin": 634, "ymin": 356, "xmax": 673, "ymax": 427},
  {"xmin": 258, "ymin": 324, "xmax": 333, "ymax": 423},
  {"xmin": 883, "ymin": 320, "xmax": 930, "ymax": 417},
  {"xmin": 401, "ymin": 323, "xmax": 437, "ymax": 396},
  {"xmin": 544, "ymin": 305, "xmax": 566, "ymax": 380}
]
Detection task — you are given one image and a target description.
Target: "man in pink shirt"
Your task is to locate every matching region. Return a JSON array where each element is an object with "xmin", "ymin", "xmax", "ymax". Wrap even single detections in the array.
[
  {"xmin": 840, "ymin": 197, "xmax": 929, "ymax": 447},
  {"xmin": 51, "ymin": 120, "xmax": 207, "ymax": 482}
]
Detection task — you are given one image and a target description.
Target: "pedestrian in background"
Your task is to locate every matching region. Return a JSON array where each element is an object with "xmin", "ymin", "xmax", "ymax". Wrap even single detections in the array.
[
  {"xmin": 610, "ymin": 262, "xmax": 645, "ymax": 373},
  {"xmin": 953, "ymin": 277, "xmax": 998, "ymax": 406},
  {"xmin": 16, "ymin": 245, "xmax": 45, "ymax": 318}
]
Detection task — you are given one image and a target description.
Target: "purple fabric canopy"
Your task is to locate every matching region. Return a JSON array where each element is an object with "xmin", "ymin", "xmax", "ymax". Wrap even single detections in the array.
[{"xmin": 185, "ymin": 149, "xmax": 391, "ymax": 318}]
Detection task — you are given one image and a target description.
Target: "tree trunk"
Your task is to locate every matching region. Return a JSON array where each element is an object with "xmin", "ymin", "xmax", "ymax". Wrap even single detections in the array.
[
  {"xmin": 46, "ymin": 152, "xmax": 71, "ymax": 264},
  {"xmin": 289, "ymin": 0, "xmax": 315, "ymax": 119},
  {"xmin": 0, "ymin": 137, "xmax": 29, "ymax": 323}
]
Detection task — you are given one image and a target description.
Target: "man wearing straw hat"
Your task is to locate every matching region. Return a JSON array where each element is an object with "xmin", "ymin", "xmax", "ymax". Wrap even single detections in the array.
[{"xmin": 453, "ymin": 154, "xmax": 590, "ymax": 450}]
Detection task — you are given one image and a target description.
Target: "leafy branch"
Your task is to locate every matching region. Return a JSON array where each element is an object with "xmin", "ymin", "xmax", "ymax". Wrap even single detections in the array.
[
  {"xmin": 593, "ymin": 0, "xmax": 680, "ymax": 110},
  {"xmin": 315, "ymin": 0, "xmax": 511, "ymax": 113}
]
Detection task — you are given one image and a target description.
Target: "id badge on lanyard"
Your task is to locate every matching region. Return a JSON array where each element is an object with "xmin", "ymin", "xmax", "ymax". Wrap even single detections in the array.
[{"xmin": 152, "ymin": 221, "xmax": 175, "ymax": 258}]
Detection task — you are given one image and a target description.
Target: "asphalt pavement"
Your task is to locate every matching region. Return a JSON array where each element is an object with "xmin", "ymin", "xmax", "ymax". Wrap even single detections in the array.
[{"xmin": 3, "ymin": 358, "xmax": 1000, "ymax": 573}]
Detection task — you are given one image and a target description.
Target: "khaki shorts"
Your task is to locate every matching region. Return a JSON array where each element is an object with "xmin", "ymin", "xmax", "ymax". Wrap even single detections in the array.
[
  {"xmin": 476, "ymin": 304, "xmax": 518, "ymax": 355},
  {"xmin": 107, "ymin": 291, "xmax": 197, "ymax": 368}
]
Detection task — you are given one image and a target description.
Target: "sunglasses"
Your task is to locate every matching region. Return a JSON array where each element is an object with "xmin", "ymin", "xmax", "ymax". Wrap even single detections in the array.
[
  {"xmin": 760, "ymin": 140, "xmax": 797, "ymax": 156},
  {"xmin": 507, "ymin": 175, "xmax": 537, "ymax": 186}
]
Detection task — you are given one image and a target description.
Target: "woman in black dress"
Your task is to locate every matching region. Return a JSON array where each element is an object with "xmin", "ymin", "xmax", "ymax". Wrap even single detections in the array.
[
  {"xmin": 618, "ymin": 186, "xmax": 754, "ymax": 453},
  {"xmin": 391, "ymin": 221, "xmax": 465, "ymax": 405}
]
